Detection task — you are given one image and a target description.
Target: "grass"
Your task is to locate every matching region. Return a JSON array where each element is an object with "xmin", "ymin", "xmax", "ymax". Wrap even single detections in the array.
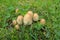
[{"xmin": 0, "ymin": 0, "xmax": 60, "ymax": 40}]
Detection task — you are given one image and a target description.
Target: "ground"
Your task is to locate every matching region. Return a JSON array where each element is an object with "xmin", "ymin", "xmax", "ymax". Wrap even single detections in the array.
[{"xmin": 0, "ymin": 0, "xmax": 60, "ymax": 40}]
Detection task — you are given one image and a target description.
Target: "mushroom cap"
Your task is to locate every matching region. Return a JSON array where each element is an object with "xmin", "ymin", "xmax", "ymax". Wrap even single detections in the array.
[
  {"xmin": 16, "ymin": 8, "xmax": 19, "ymax": 13},
  {"xmin": 16, "ymin": 15, "xmax": 23, "ymax": 25},
  {"xmin": 33, "ymin": 13, "xmax": 39, "ymax": 21},
  {"xmin": 15, "ymin": 24, "xmax": 19, "ymax": 30},
  {"xmin": 12, "ymin": 20, "xmax": 17, "ymax": 25},
  {"xmin": 27, "ymin": 11, "xmax": 33, "ymax": 17},
  {"xmin": 23, "ymin": 14, "xmax": 32, "ymax": 25},
  {"xmin": 40, "ymin": 19, "xmax": 46, "ymax": 25}
]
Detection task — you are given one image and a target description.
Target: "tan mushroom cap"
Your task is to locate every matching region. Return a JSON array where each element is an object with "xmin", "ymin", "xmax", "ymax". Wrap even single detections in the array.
[
  {"xmin": 12, "ymin": 20, "xmax": 17, "ymax": 25},
  {"xmin": 15, "ymin": 24, "xmax": 19, "ymax": 30},
  {"xmin": 16, "ymin": 15, "xmax": 23, "ymax": 25},
  {"xmin": 40, "ymin": 19, "xmax": 46, "ymax": 25},
  {"xmin": 33, "ymin": 13, "xmax": 39, "ymax": 21},
  {"xmin": 23, "ymin": 11, "xmax": 33, "ymax": 25},
  {"xmin": 27, "ymin": 11, "xmax": 33, "ymax": 17}
]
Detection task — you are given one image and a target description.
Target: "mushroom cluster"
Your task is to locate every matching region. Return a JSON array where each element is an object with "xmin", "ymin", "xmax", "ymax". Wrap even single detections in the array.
[{"xmin": 12, "ymin": 11, "xmax": 46, "ymax": 30}]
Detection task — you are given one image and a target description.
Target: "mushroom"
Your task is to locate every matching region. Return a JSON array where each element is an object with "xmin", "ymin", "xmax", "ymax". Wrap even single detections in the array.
[
  {"xmin": 40, "ymin": 19, "xmax": 46, "ymax": 25},
  {"xmin": 23, "ymin": 11, "xmax": 33, "ymax": 25},
  {"xmin": 15, "ymin": 24, "xmax": 19, "ymax": 30},
  {"xmin": 33, "ymin": 13, "xmax": 39, "ymax": 21},
  {"xmin": 16, "ymin": 15, "xmax": 23, "ymax": 25},
  {"xmin": 12, "ymin": 20, "xmax": 17, "ymax": 25},
  {"xmin": 15, "ymin": 8, "xmax": 19, "ymax": 13}
]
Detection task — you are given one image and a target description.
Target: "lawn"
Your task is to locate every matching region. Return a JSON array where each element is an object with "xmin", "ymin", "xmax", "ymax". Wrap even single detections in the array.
[{"xmin": 0, "ymin": 0, "xmax": 60, "ymax": 40}]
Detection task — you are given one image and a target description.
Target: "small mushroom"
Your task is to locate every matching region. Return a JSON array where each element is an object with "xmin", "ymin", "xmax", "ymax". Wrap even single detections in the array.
[
  {"xmin": 12, "ymin": 20, "xmax": 17, "ymax": 25},
  {"xmin": 27, "ymin": 11, "xmax": 33, "ymax": 17},
  {"xmin": 15, "ymin": 24, "xmax": 19, "ymax": 30},
  {"xmin": 40, "ymin": 19, "xmax": 46, "ymax": 25},
  {"xmin": 15, "ymin": 8, "xmax": 19, "ymax": 13},
  {"xmin": 33, "ymin": 13, "xmax": 39, "ymax": 21},
  {"xmin": 16, "ymin": 15, "xmax": 23, "ymax": 25}
]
